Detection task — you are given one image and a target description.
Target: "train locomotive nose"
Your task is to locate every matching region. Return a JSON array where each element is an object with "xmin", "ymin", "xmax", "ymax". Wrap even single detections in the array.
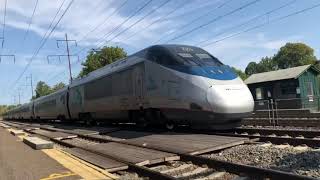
[{"xmin": 206, "ymin": 85, "xmax": 254, "ymax": 114}]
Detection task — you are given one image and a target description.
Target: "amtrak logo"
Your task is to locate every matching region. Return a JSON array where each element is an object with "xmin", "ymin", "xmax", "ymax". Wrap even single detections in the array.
[{"xmin": 181, "ymin": 47, "xmax": 193, "ymax": 52}]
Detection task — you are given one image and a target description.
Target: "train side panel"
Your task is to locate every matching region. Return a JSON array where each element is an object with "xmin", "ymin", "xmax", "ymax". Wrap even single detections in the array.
[
  {"xmin": 69, "ymin": 62, "xmax": 145, "ymax": 121},
  {"xmin": 34, "ymin": 89, "xmax": 68, "ymax": 120}
]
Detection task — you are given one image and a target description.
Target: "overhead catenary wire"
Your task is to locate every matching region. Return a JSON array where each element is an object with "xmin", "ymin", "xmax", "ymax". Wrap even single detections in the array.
[
  {"xmin": 97, "ymin": 0, "xmax": 172, "ymax": 48},
  {"xmin": 163, "ymin": 0, "xmax": 262, "ymax": 43},
  {"xmin": 21, "ymin": 0, "xmax": 39, "ymax": 45},
  {"xmin": 153, "ymin": 0, "xmax": 234, "ymax": 44},
  {"xmin": 1, "ymin": 0, "xmax": 7, "ymax": 48},
  {"xmin": 152, "ymin": 0, "xmax": 227, "ymax": 24},
  {"xmin": 195, "ymin": 0, "xmax": 297, "ymax": 46},
  {"xmin": 201, "ymin": 2, "xmax": 320, "ymax": 47},
  {"xmin": 75, "ymin": 0, "xmax": 153, "ymax": 56},
  {"xmin": 122, "ymin": 0, "xmax": 190, "ymax": 42},
  {"xmin": 9, "ymin": 0, "xmax": 74, "ymax": 90},
  {"xmin": 13, "ymin": 0, "xmax": 39, "ymax": 55},
  {"xmin": 77, "ymin": 0, "xmax": 129, "ymax": 44},
  {"xmin": 2, "ymin": 0, "xmax": 7, "ymax": 39}
]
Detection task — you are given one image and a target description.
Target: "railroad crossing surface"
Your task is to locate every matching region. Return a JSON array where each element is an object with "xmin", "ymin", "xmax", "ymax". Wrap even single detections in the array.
[{"xmin": 0, "ymin": 121, "xmax": 250, "ymax": 180}]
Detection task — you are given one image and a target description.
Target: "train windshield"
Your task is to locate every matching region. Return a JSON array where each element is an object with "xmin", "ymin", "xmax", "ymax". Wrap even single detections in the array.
[
  {"xmin": 146, "ymin": 45, "xmax": 223, "ymax": 67},
  {"xmin": 174, "ymin": 47, "xmax": 223, "ymax": 67}
]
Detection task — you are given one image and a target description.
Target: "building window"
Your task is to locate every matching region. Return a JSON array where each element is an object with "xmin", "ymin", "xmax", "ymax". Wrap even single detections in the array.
[
  {"xmin": 255, "ymin": 88, "xmax": 263, "ymax": 100},
  {"xmin": 267, "ymin": 90, "xmax": 272, "ymax": 98},
  {"xmin": 280, "ymin": 81, "xmax": 297, "ymax": 95},
  {"xmin": 306, "ymin": 82, "xmax": 313, "ymax": 96}
]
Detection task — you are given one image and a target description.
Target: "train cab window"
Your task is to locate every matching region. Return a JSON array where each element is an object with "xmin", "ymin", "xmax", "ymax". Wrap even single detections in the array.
[
  {"xmin": 195, "ymin": 53, "xmax": 222, "ymax": 66},
  {"xmin": 147, "ymin": 48, "xmax": 181, "ymax": 66},
  {"xmin": 177, "ymin": 53, "xmax": 198, "ymax": 66}
]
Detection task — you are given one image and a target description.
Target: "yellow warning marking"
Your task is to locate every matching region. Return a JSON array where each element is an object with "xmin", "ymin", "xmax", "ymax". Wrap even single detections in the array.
[
  {"xmin": 4, "ymin": 127, "xmax": 117, "ymax": 179},
  {"xmin": 57, "ymin": 149, "xmax": 119, "ymax": 179},
  {"xmin": 43, "ymin": 149, "xmax": 117, "ymax": 180},
  {"xmin": 40, "ymin": 171, "xmax": 76, "ymax": 180}
]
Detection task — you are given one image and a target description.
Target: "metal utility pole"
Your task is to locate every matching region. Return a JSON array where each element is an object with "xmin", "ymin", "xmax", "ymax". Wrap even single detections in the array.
[
  {"xmin": 17, "ymin": 88, "xmax": 21, "ymax": 105},
  {"xmin": 26, "ymin": 74, "xmax": 33, "ymax": 98},
  {"xmin": 55, "ymin": 33, "xmax": 77, "ymax": 83},
  {"xmin": 12, "ymin": 95, "xmax": 16, "ymax": 105}
]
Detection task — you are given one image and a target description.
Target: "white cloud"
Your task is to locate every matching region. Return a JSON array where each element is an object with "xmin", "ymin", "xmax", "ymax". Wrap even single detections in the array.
[{"xmin": 203, "ymin": 33, "xmax": 304, "ymax": 70}]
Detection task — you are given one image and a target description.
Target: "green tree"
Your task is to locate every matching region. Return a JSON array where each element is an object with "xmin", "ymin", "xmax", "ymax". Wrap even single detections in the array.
[
  {"xmin": 52, "ymin": 82, "xmax": 66, "ymax": 92},
  {"xmin": 245, "ymin": 62, "xmax": 259, "ymax": 75},
  {"xmin": 259, "ymin": 56, "xmax": 277, "ymax": 71},
  {"xmin": 35, "ymin": 81, "xmax": 52, "ymax": 98},
  {"xmin": 232, "ymin": 67, "xmax": 248, "ymax": 80},
  {"xmin": 0, "ymin": 105, "xmax": 17, "ymax": 116},
  {"xmin": 245, "ymin": 43, "xmax": 318, "ymax": 76},
  {"xmin": 273, "ymin": 43, "xmax": 317, "ymax": 69},
  {"xmin": 79, "ymin": 46, "xmax": 127, "ymax": 77},
  {"xmin": 0, "ymin": 105, "xmax": 7, "ymax": 116}
]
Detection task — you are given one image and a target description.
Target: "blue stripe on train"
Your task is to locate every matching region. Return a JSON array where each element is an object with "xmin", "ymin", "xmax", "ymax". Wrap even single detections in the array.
[{"xmin": 169, "ymin": 65, "xmax": 238, "ymax": 80}]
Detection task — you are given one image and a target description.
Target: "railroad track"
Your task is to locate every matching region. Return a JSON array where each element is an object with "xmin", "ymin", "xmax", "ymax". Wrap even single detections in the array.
[
  {"xmin": 206, "ymin": 127, "xmax": 320, "ymax": 148},
  {"xmin": 242, "ymin": 118, "xmax": 320, "ymax": 127},
  {"xmin": 235, "ymin": 127, "xmax": 320, "ymax": 138},
  {"xmin": 2, "ymin": 121, "xmax": 318, "ymax": 180}
]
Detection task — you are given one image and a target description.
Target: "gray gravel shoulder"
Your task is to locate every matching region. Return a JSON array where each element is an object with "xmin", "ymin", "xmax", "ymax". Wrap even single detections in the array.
[{"xmin": 202, "ymin": 144, "xmax": 320, "ymax": 178}]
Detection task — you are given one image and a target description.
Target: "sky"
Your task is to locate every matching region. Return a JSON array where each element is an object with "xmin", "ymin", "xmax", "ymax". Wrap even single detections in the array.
[{"xmin": 0, "ymin": 0, "xmax": 319, "ymax": 105}]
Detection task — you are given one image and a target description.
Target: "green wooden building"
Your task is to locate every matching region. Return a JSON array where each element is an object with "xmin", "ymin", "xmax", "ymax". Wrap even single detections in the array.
[{"xmin": 245, "ymin": 65, "xmax": 320, "ymax": 111}]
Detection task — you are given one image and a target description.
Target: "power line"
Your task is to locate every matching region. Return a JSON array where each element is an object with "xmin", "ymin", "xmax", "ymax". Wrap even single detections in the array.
[
  {"xmin": 202, "ymin": 2, "xmax": 320, "ymax": 47},
  {"xmin": 1, "ymin": 0, "xmax": 7, "ymax": 48},
  {"xmin": 21, "ymin": 0, "xmax": 39, "ymax": 44},
  {"xmin": 2, "ymin": 0, "xmax": 7, "ymax": 41},
  {"xmin": 122, "ymin": 0, "xmax": 189, "ymax": 42},
  {"xmin": 9, "ymin": 0, "xmax": 74, "ymax": 90},
  {"xmin": 164, "ymin": 0, "xmax": 262, "ymax": 43},
  {"xmin": 96, "ymin": 0, "xmax": 153, "ymax": 44},
  {"xmin": 153, "ymin": 0, "xmax": 234, "ymax": 44},
  {"xmin": 152, "ymin": 0, "xmax": 225, "ymax": 24},
  {"xmin": 75, "ymin": 0, "xmax": 153, "ymax": 55},
  {"xmin": 195, "ymin": 0, "xmax": 296, "ymax": 46},
  {"xmin": 99, "ymin": 0, "xmax": 171, "ymax": 47},
  {"xmin": 77, "ymin": 0, "xmax": 129, "ymax": 44},
  {"xmin": 13, "ymin": 0, "xmax": 39, "ymax": 55}
]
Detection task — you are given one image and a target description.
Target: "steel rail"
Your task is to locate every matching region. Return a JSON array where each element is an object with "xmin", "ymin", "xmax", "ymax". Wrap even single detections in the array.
[
  {"xmin": 235, "ymin": 127, "xmax": 320, "ymax": 138},
  {"xmin": 243, "ymin": 118, "xmax": 320, "ymax": 127},
  {"xmin": 5, "ymin": 121, "xmax": 317, "ymax": 180},
  {"xmin": 213, "ymin": 132, "xmax": 320, "ymax": 147}
]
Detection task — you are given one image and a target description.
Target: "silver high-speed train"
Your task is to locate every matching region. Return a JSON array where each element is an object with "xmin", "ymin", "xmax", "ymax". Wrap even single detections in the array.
[{"xmin": 4, "ymin": 44, "xmax": 254, "ymax": 129}]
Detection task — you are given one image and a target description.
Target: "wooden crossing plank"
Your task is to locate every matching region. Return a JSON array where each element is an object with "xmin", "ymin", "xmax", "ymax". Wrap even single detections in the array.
[
  {"xmin": 124, "ymin": 133, "xmax": 248, "ymax": 155},
  {"xmin": 64, "ymin": 148, "xmax": 128, "ymax": 172},
  {"xmin": 30, "ymin": 129, "xmax": 77, "ymax": 139},
  {"xmin": 56, "ymin": 126, "xmax": 120, "ymax": 134},
  {"xmin": 105, "ymin": 130, "xmax": 153, "ymax": 139},
  {"xmin": 91, "ymin": 142, "xmax": 179, "ymax": 166}
]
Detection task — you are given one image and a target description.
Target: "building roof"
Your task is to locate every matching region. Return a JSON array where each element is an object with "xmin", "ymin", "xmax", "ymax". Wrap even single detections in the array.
[{"xmin": 245, "ymin": 64, "xmax": 319, "ymax": 84}]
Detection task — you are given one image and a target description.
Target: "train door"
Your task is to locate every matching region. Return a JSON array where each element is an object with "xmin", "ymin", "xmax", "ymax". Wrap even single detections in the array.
[
  {"xmin": 69, "ymin": 86, "xmax": 84, "ymax": 119},
  {"xmin": 133, "ymin": 65, "xmax": 144, "ymax": 108}
]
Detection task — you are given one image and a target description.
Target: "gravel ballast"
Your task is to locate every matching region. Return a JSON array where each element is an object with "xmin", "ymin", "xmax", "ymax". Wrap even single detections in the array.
[{"xmin": 203, "ymin": 144, "xmax": 320, "ymax": 178}]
